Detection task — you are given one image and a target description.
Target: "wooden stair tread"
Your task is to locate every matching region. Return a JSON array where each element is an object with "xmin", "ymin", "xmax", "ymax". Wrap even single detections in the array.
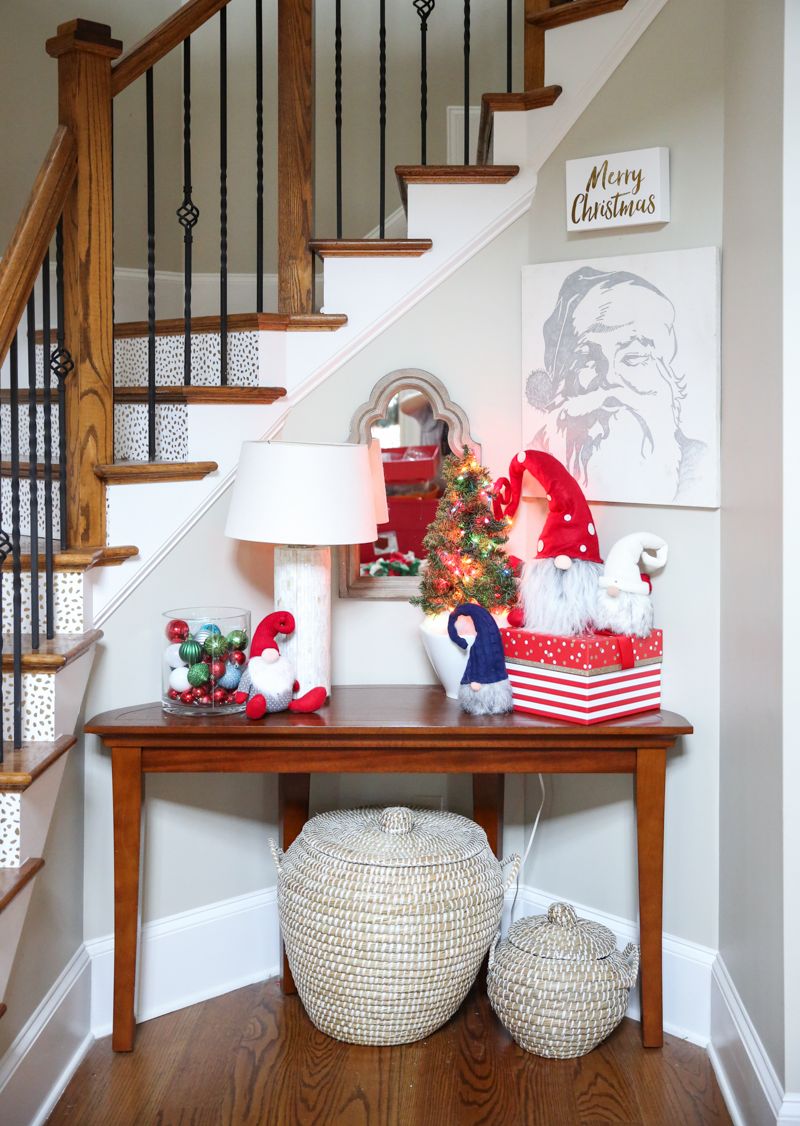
[
  {"xmin": 0, "ymin": 1003, "xmax": 6, "ymax": 1019},
  {"xmin": 108, "ymin": 312, "xmax": 347, "ymax": 339},
  {"xmin": 477, "ymin": 86, "xmax": 562, "ymax": 165},
  {"xmin": 113, "ymin": 385, "xmax": 286, "ymax": 405},
  {"xmin": 0, "ymin": 461, "xmax": 61, "ymax": 478},
  {"xmin": 94, "ymin": 460, "xmax": 218, "ymax": 485},
  {"xmin": 527, "ymin": 0, "xmax": 628, "ymax": 30},
  {"xmin": 395, "ymin": 165, "xmax": 520, "ymax": 211},
  {"xmin": 0, "ymin": 735, "xmax": 76, "ymax": 792},
  {"xmin": 0, "ymin": 541, "xmax": 138, "ymax": 573},
  {"xmin": 0, "ymin": 389, "xmax": 60, "ymax": 405},
  {"xmin": 0, "ymin": 858, "xmax": 44, "ymax": 913},
  {"xmin": 1, "ymin": 629, "xmax": 102, "ymax": 672},
  {"xmin": 310, "ymin": 239, "xmax": 433, "ymax": 258}
]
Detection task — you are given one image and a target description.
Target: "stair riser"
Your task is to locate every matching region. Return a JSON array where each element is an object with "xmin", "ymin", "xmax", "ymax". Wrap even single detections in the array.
[
  {"xmin": 35, "ymin": 331, "xmax": 260, "ymax": 390},
  {"xmin": 0, "ymin": 755, "xmax": 69, "ymax": 868},
  {"xmin": 0, "ymin": 403, "xmax": 59, "ymax": 464},
  {"xmin": 1, "ymin": 571, "xmax": 86, "ymax": 635},
  {"xmin": 0, "ymin": 478, "xmax": 60, "ymax": 540},
  {"xmin": 0, "ymin": 793, "xmax": 20, "ymax": 866},
  {"xmin": 1, "ymin": 648, "xmax": 95, "ymax": 743}
]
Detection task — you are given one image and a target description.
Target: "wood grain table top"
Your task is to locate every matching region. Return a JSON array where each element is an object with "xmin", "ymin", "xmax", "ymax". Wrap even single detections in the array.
[{"xmin": 86, "ymin": 685, "xmax": 692, "ymax": 743}]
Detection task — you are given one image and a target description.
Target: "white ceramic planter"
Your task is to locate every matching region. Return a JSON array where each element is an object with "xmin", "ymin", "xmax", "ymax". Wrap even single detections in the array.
[{"xmin": 419, "ymin": 614, "xmax": 475, "ymax": 699}]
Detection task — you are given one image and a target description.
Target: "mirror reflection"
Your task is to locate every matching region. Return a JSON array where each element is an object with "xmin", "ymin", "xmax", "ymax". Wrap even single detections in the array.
[{"xmin": 359, "ymin": 390, "xmax": 450, "ymax": 580}]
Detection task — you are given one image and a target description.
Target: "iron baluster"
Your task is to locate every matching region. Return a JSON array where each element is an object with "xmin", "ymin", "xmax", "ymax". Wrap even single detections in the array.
[
  {"xmin": 146, "ymin": 68, "xmax": 157, "ymax": 461},
  {"xmin": 0, "ymin": 529, "xmax": 10, "ymax": 759},
  {"xmin": 414, "ymin": 1, "xmax": 435, "ymax": 166},
  {"xmin": 507, "ymin": 0, "xmax": 512, "ymax": 92},
  {"xmin": 256, "ymin": 0, "xmax": 264, "ymax": 311},
  {"xmin": 464, "ymin": 0, "xmax": 471, "ymax": 164},
  {"xmin": 335, "ymin": 0, "xmax": 343, "ymax": 237},
  {"xmin": 379, "ymin": 0, "xmax": 387, "ymax": 238},
  {"xmin": 177, "ymin": 37, "xmax": 199, "ymax": 386},
  {"xmin": 9, "ymin": 337, "xmax": 23, "ymax": 748},
  {"xmin": 41, "ymin": 252, "xmax": 55, "ymax": 639},
  {"xmin": 52, "ymin": 218, "xmax": 74, "ymax": 551},
  {"xmin": 219, "ymin": 8, "xmax": 228, "ymax": 385},
  {"xmin": 26, "ymin": 294, "xmax": 39, "ymax": 651}
]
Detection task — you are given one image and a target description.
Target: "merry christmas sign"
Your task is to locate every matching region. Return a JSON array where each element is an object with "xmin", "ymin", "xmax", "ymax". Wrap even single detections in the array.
[{"xmin": 565, "ymin": 147, "xmax": 670, "ymax": 231}]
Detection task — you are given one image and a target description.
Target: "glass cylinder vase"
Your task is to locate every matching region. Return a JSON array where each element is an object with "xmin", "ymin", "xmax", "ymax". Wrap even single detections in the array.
[{"xmin": 162, "ymin": 606, "xmax": 250, "ymax": 715}]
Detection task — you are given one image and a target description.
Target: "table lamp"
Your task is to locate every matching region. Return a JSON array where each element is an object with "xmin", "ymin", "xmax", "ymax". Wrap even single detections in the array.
[{"xmin": 224, "ymin": 440, "xmax": 385, "ymax": 695}]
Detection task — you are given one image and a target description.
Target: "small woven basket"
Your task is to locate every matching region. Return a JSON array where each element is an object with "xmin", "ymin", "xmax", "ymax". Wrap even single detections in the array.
[
  {"xmin": 271, "ymin": 806, "xmax": 520, "ymax": 1046},
  {"xmin": 487, "ymin": 901, "xmax": 639, "ymax": 1058}
]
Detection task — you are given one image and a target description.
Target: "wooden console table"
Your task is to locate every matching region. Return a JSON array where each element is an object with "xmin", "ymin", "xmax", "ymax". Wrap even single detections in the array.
[{"xmin": 86, "ymin": 687, "xmax": 691, "ymax": 1052}]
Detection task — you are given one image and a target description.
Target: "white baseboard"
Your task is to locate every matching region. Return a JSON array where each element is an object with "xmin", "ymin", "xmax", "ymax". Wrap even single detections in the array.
[
  {"xmin": 86, "ymin": 886, "xmax": 280, "ymax": 1038},
  {"xmin": 709, "ymin": 954, "xmax": 788, "ymax": 1126},
  {"xmin": 0, "ymin": 945, "xmax": 92, "ymax": 1126},
  {"xmin": 508, "ymin": 884, "xmax": 716, "ymax": 1047}
]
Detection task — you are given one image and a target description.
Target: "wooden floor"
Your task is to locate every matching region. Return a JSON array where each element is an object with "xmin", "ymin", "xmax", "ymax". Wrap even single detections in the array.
[{"xmin": 48, "ymin": 980, "xmax": 731, "ymax": 1125}]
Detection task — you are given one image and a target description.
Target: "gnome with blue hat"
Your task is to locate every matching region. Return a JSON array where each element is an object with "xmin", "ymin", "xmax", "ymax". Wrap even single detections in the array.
[{"xmin": 447, "ymin": 603, "xmax": 514, "ymax": 716}]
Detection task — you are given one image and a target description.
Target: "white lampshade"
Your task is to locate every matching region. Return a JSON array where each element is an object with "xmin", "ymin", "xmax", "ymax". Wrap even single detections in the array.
[
  {"xmin": 225, "ymin": 440, "xmax": 379, "ymax": 546},
  {"xmin": 368, "ymin": 439, "xmax": 390, "ymax": 525}
]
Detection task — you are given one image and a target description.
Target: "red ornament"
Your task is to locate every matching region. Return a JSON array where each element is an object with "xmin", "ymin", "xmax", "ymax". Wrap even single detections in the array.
[
  {"xmin": 180, "ymin": 689, "xmax": 194, "ymax": 705},
  {"xmin": 212, "ymin": 687, "xmax": 227, "ymax": 706},
  {"xmin": 210, "ymin": 659, "xmax": 227, "ymax": 681},
  {"xmin": 198, "ymin": 694, "xmax": 212, "ymax": 706},
  {"xmin": 230, "ymin": 649, "xmax": 247, "ymax": 667},
  {"xmin": 202, "ymin": 653, "xmax": 213, "ymax": 665},
  {"xmin": 167, "ymin": 688, "xmax": 180, "ymax": 700},
  {"xmin": 192, "ymin": 686, "xmax": 204, "ymax": 699},
  {"xmin": 166, "ymin": 618, "xmax": 190, "ymax": 643}
]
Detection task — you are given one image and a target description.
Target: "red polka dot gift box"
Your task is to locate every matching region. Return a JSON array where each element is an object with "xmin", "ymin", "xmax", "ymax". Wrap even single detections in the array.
[{"xmin": 501, "ymin": 628, "xmax": 663, "ymax": 725}]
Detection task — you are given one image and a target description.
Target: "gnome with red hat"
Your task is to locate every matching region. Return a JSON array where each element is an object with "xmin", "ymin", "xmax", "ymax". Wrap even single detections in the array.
[
  {"xmin": 494, "ymin": 450, "xmax": 603, "ymax": 636},
  {"xmin": 234, "ymin": 611, "xmax": 327, "ymax": 719}
]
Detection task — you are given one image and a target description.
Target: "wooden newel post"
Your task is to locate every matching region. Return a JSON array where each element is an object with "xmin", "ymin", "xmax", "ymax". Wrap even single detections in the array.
[
  {"xmin": 277, "ymin": 0, "xmax": 314, "ymax": 315},
  {"xmin": 46, "ymin": 20, "xmax": 122, "ymax": 548}
]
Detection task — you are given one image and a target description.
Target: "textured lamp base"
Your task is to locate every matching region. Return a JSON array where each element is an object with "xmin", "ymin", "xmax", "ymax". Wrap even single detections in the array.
[{"xmin": 274, "ymin": 545, "xmax": 332, "ymax": 695}]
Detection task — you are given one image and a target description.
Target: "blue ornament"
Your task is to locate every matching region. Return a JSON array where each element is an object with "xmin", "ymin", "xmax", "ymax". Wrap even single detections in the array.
[
  {"xmin": 218, "ymin": 661, "xmax": 242, "ymax": 690},
  {"xmin": 195, "ymin": 622, "xmax": 222, "ymax": 647}
]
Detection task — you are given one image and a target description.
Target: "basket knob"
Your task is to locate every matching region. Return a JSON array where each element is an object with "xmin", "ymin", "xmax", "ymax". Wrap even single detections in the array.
[
  {"xmin": 547, "ymin": 901, "xmax": 579, "ymax": 928},
  {"xmin": 379, "ymin": 806, "xmax": 415, "ymax": 834}
]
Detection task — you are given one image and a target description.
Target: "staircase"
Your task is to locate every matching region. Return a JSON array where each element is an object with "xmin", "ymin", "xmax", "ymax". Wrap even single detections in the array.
[{"xmin": 0, "ymin": 0, "xmax": 668, "ymax": 1029}]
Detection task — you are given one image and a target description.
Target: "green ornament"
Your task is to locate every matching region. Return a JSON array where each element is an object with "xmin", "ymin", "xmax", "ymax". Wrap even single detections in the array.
[
  {"xmin": 178, "ymin": 639, "xmax": 202, "ymax": 665},
  {"xmin": 204, "ymin": 633, "xmax": 228, "ymax": 658},
  {"xmin": 226, "ymin": 628, "xmax": 248, "ymax": 651},
  {"xmin": 187, "ymin": 662, "xmax": 210, "ymax": 687}
]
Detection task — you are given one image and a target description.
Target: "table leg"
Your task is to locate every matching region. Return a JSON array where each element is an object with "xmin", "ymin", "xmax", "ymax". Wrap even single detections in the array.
[
  {"xmin": 635, "ymin": 745, "xmax": 666, "ymax": 1048},
  {"xmin": 472, "ymin": 774, "xmax": 505, "ymax": 856},
  {"xmin": 279, "ymin": 772, "xmax": 310, "ymax": 994},
  {"xmin": 111, "ymin": 745, "xmax": 143, "ymax": 1052}
]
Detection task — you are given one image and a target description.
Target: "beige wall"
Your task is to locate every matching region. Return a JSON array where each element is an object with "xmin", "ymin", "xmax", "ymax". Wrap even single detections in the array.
[
  {"xmin": 79, "ymin": 0, "xmax": 725, "ymax": 955},
  {"xmin": 718, "ymin": 0, "xmax": 786, "ymax": 1082}
]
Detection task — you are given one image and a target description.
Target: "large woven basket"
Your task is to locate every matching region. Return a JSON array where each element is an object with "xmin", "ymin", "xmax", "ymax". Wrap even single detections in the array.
[
  {"xmin": 271, "ymin": 806, "xmax": 520, "ymax": 1046},
  {"xmin": 487, "ymin": 901, "xmax": 639, "ymax": 1058}
]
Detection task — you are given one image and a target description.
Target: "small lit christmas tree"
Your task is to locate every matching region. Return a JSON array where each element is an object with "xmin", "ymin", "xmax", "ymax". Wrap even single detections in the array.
[{"xmin": 412, "ymin": 447, "xmax": 518, "ymax": 616}]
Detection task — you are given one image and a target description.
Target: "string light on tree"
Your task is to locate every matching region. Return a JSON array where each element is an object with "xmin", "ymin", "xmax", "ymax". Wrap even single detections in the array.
[{"xmin": 412, "ymin": 447, "xmax": 518, "ymax": 617}]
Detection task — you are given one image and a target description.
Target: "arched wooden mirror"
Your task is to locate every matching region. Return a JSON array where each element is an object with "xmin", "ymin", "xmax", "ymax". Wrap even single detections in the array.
[{"xmin": 339, "ymin": 369, "xmax": 481, "ymax": 600}]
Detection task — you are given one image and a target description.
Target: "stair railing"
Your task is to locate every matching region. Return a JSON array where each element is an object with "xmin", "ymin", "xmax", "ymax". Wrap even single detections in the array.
[{"xmin": 0, "ymin": 126, "xmax": 78, "ymax": 752}]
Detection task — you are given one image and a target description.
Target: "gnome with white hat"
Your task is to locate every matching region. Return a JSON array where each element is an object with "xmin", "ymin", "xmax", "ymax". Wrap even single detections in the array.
[
  {"xmin": 594, "ymin": 533, "xmax": 668, "ymax": 638},
  {"xmin": 494, "ymin": 450, "xmax": 603, "ymax": 636}
]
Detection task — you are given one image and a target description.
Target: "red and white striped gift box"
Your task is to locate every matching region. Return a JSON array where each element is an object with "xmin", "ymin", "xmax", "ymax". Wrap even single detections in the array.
[{"xmin": 501, "ymin": 628, "xmax": 663, "ymax": 725}]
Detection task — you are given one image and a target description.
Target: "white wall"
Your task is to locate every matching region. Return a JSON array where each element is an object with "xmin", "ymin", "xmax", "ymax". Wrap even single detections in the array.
[{"xmin": 718, "ymin": 0, "xmax": 786, "ymax": 1083}]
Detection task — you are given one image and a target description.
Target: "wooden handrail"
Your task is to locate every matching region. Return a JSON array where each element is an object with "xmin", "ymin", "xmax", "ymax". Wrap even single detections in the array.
[
  {"xmin": 111, "ymin": 0, "xmax": 232, "ymax": 96},
  {"xmin": 0, "ymin": 126, "xmax": 76, "ymax": 368}
]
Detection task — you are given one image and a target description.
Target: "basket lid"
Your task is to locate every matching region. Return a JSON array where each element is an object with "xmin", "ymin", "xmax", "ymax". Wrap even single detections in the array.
[
  {"xmin": 299, "ymin": 806, "xmax": 489, "ymax": 868},
  {"xmin": 507, "ymin": 902, "xmax": 616, "ymax": 961}
]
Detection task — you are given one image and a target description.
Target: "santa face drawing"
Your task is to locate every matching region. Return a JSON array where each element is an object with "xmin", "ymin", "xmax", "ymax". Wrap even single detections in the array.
[{"xmin": 526, "ymin": 268, "xmax": 707, "ymax": 502}]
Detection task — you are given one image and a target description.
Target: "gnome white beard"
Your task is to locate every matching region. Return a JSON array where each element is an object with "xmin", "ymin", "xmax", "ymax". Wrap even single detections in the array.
[
  {"xmin": 248, "ymin": 652, "xmax": 295, "ymax": 698},
  {"xmin": 594, "ymin": 588, "xmax": 654, "ymax": 639},
  {"xmin": 521, "ymin": 558, "xmax": 603, "ymax": 636}
]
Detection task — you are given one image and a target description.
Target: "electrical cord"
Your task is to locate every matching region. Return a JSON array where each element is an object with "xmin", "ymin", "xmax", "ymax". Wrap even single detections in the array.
[{"xmin": 510, "ymin": 772, "xmax": 546, "ymax": 923}]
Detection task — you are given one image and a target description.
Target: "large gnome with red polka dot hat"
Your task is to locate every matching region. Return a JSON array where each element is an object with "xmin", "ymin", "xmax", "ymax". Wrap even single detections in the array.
[{"xmin": 493, "ymin": 450, "xmax": 603, "ymax": 636}]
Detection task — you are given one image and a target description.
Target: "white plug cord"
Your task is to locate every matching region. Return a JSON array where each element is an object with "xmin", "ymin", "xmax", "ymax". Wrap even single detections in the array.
[{"xmin": 510, "ymin": 773, "xmax": 546, "ymax": 923}]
